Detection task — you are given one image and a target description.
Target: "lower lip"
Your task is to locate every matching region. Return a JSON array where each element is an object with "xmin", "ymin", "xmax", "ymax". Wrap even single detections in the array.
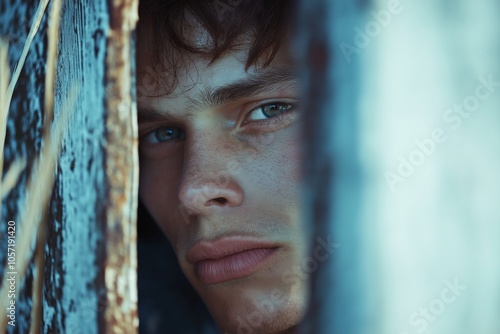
[{"xmin": 196, "ymin": 248, "xmax": 278, "ymax": 285}]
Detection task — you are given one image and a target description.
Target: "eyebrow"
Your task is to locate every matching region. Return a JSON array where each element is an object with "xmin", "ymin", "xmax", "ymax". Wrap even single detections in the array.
[
  {"xmin": 137, "ymin": 108, "xmax": 175, "ymax": 123},
  {"xmin": 207, "ymin": 67, "xmax": 297, "ymax": 107},
  {"xmin": 137, "ymin": 67, "xmax": 297, "ymax": 124}
]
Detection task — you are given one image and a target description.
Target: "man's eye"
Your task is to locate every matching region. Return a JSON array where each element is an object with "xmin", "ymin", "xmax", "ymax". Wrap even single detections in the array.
[
  {"xmin": 143, "ymin": 126, "xmax": 186, "ymax": 144},
  {"xmin": 247, "ymin": 102, "xmax": 293, "ymax": 121}
]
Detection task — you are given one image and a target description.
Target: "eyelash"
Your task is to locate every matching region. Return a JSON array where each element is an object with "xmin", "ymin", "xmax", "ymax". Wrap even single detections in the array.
[
  {"xmin": 243, "ymin": 101, "xmax": 296, "ymax": 127},
  {"xmin": 140, "ymin": 101, "xmax": 296, "ymax": 144}
]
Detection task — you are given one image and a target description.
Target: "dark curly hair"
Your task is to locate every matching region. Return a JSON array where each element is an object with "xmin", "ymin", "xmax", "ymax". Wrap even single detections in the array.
[{"xmin": 137, "ymin": 0, "xmax": 292, "ymax": 94}]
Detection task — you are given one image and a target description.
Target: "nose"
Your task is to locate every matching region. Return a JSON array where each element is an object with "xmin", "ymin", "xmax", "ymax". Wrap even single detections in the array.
[{"xmin": 178, "ymin": 136, "xmax": 244, "ymax": 216}]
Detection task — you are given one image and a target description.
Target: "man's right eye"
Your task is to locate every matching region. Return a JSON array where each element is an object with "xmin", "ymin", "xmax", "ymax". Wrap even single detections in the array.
[{"xmin": 142, "ymin": 126, "xmax": 186, "ymax": 144}]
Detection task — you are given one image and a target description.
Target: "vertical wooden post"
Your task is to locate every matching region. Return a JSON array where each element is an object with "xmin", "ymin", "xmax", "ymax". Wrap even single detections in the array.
[
  {"xmin": 0, "ymin": 0, "xmax": 139, "ymax": 333},
  {"xmin": 297, "ymin": 0, "xmax": 366, "ymax": 333},
  {"xmin": 104, "ymin": 0, "xmax": 139, "ymax": 332}
]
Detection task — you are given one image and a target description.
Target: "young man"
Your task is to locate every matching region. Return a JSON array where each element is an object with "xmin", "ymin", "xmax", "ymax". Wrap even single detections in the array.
[{"xmin": 136, "ymin": 1, "xmax": 308, "ymax": 333}]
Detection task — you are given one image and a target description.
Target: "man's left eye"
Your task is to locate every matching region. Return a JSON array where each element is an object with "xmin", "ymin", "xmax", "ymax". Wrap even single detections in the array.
[{"xmin": 247, "ymin": 102, "xmax": 293, "ymax": 121}]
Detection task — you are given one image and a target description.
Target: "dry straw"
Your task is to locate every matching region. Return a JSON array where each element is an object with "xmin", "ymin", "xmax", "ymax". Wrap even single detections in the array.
[
  {"xmin": 0, "ymin": 37, "xmax": 11, "ymax": 215},
  {"xmin": 0, "ymin": 158, "xmax": 26, "ymax": 200},
  {"xmin": 3, "ymin": 0, "xmax": 50, "ymax": 116},
  {"xmin": 30, "ymin": 0, "xmax": 63, "ymax": 332},
  {"xmin": 0, "ymin": 0, "xmax": 50, "ymax": 217},
  {"xmin": 0, "ymin": 43, "xmax": 26, "ymax": 292}
]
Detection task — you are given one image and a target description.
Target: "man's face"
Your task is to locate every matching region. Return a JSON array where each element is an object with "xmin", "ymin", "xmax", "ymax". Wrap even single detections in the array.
[{"xmin": 136, "ymin": 34, "xmax": 308, "ymax": 333}]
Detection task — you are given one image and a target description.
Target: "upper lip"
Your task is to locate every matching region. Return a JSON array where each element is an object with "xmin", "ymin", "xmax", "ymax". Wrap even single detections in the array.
[{"xmin": 186, "ymin": 236, "xmax": 279, "ymax": 264}]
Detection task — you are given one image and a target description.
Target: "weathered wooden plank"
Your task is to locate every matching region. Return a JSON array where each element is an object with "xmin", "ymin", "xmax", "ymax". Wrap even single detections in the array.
[
  {"xmin": 44, "ymin": 1, "xmax": 111, "ymax": 332},
  {"xmin": 1, "ymin": 0, "xmax": 139, "ymax": 333},
  {"xmin": 1, "ymin": 1, "xmax": 50, "ymax": 332}
]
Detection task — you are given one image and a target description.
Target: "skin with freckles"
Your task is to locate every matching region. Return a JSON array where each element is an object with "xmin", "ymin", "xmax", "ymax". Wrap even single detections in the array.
[{"xmin": 136, "ymin": 34, "xmax": 308, "ymax": 333}]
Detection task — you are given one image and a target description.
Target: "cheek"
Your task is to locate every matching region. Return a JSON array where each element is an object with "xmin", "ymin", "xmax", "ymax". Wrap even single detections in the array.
[
  {"xmin": 244, "ymin": 129, "xmax": 302, "ymax": 208},
  {"xmin": 276, "ymin": 134, "xmax": 302, "ymax": 216},
  {"xmin": 273, "ymin": 128, "xmax": 302, "ymax": 190},
  {"xmin": 139, "ymin": 157, "xmax": 183, "ymax": 241},
  {"xmin": 281, "ymin": 133, "xmax": 302, "ymax": 183}
]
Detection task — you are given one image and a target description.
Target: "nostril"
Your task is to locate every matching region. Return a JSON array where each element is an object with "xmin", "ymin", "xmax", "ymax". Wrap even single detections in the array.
[
  {"xmin": 205, "ymin": 197, "xmax": 227, "ymax": 206},
  {"xmin": 213, "ymin": 197, "xmax": 227, "ymax": 205}
]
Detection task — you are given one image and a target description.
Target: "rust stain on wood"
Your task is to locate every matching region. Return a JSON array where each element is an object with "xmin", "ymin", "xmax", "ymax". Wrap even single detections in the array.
[{"xmin": 104, "ymin": 0, "xmax": 139, "ymax": 332}]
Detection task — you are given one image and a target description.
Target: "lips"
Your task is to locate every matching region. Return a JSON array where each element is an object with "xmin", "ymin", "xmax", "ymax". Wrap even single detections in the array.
[{"xmin": 186, "ymin": 237, "xmax": 280, "ymax": 285}]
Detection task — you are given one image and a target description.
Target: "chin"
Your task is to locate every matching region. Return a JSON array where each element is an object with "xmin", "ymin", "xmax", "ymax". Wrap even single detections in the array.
[
  {"xmin": 211, "ymin": 287, "xmax": 307, "ymax": 334},
  {"xmin": 218, "ymin": 308, "xmax": 304, "ymax": 334}
]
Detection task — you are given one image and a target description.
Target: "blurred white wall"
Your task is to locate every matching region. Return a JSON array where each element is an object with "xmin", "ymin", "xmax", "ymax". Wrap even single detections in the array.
[{"xmin": 358, "ymin": 0, "xmax": 500, "ymax": 333}]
